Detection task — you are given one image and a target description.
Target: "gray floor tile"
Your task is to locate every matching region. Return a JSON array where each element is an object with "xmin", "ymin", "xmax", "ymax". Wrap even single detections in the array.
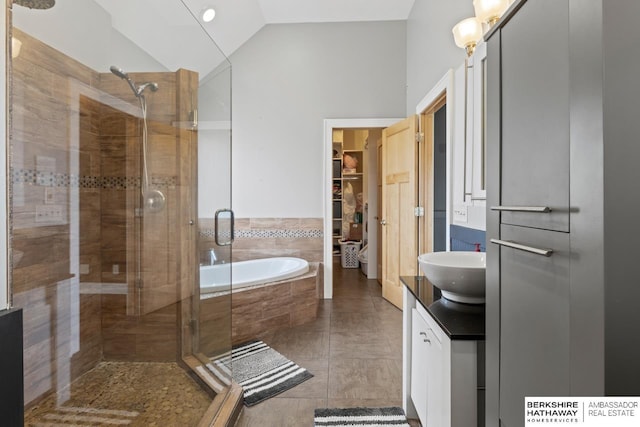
[{"xmin": 236, "ymin": 263, "xmax": 403, "ymax": 425}]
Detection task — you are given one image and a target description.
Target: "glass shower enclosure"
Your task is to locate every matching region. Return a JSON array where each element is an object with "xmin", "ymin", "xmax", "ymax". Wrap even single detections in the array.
[{"xmin": 8, "ymin": 0, "xmax": 234, "ymax": 425}]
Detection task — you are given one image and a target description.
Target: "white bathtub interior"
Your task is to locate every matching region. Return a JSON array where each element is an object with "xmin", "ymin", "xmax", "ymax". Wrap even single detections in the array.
[{"xmin": 200, "ymin": 257, "xmax": 310, "ymax": 295}]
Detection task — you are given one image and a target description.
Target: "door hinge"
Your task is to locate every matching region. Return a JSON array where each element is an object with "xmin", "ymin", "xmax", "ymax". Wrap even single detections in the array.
[
  {"xmin": 415, "ymin": 132, "xmax": 424, "ymax": 143},
  {"xmin": 135, "ymin": 278, "xmax": 143, "ymax": 289},
  {"xmin": 414, "ymin": 206, "xmax": 425, "ymax": 217}
]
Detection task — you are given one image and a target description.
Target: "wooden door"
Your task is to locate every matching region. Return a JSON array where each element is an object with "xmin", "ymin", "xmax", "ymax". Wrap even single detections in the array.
[
  {"xmin": 376, "ymin": 139, "xmax": 383, "ymax": 283},
  {"xmin": 381, "ymin": 116, "xmax": 418, "ymax": 309}
]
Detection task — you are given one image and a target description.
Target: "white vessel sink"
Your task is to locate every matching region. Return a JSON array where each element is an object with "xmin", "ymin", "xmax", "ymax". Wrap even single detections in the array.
[{"xmin": 418, "ymin": 251, "xmax": 486, "ymax": 304}]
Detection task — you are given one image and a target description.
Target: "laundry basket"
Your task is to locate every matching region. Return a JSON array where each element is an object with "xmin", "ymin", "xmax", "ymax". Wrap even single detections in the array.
[{"xmin": 339, "ymin": 240, "xmax": 362, "ymax": 269}]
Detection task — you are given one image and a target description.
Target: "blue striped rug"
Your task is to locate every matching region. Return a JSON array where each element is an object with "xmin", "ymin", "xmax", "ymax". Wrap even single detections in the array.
[
  {"xmin": 231, "ymin": 340, "xmax": 313, "ymax": 406},
  {"xmin": 314, "ymin": 407, "xmax": 411, "ymax": 427}
]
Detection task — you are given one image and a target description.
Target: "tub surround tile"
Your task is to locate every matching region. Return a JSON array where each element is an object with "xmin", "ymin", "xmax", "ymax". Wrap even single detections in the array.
[
  {"xmin": 198, "ymin": 294, "xmax": 232, "ymax": 357},
  {"xmin": 227, "ymin": 269, "xmax": 320, "ymax": 345},
  {"xmin": 198, "ymin": 217, "xmax": 323, "ymax": 264}
]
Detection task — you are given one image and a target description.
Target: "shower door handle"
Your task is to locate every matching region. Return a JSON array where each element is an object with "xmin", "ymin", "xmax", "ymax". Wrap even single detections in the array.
[{"xmin": 214, "ymin": 208, "xmax": 235, "ymax": 246}]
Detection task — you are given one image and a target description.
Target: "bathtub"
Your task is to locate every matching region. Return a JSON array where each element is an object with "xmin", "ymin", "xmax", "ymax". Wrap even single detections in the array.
[{"xmin": 200, "ymin": 257, "xmax": 310, "ymax": 295}]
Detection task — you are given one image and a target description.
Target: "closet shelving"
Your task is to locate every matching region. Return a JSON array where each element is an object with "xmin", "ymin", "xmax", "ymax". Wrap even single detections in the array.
[
  {"xmin": 332, "ymin": 129, "xmax": 365, "ymax": 249},
  {"xmin": 332, "ymin": 142, "xmax": 343, "ymax": 255}
]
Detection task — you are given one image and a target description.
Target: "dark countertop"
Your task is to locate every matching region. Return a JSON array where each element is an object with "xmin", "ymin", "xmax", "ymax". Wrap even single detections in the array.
[{"xmin": 401, "ymin": 276, "xmax": 485, "ymax": 341}]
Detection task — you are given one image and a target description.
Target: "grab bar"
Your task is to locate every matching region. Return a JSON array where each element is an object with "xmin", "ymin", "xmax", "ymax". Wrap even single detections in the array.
[
  {"xmin": 490, "ymin": 238, "xmax": 553, "ymax": 257},
  {"xmin": 490, "ymin": 206, "xmax": 551, "ymax": 213}
]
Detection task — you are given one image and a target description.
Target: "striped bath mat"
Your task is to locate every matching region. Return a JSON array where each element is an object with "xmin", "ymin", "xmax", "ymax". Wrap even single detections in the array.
[
  {"xmin": 231, "ymin": 340, "xmax": 313, "ymax": 406},
  {"xmin": 314, "ymin": 407, "xmax": 411, "ymax": 426}
]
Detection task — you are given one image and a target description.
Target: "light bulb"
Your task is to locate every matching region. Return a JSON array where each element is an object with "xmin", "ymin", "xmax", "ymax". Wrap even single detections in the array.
[
  {"xmin": 473, "ymin": 0, "xmax": 510, "ymax": 27},
  {"xmin": 202, "ymin": 7, "xmax": 216, "ymax": 23},
  {"xmin": 452, "ymin": 17, "xmax": 482, "ymax": 56}
]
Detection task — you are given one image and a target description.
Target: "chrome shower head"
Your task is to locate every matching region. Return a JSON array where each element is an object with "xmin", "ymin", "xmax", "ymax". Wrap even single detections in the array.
[
  {"xmin": 110, "ymin": 65, "xmax": 138, "ymax": 96},
  {"xmin": 110, "ymin": 65, "xmax": 158, "ymax": 97},
  {"xmin": 109, "ymin": 65, "xmax": 129, "ymax": 80}
]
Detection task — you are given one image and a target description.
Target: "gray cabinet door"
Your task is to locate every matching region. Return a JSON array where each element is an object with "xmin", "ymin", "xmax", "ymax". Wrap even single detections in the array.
[
  {"xmin": 499, "ymin": 0, "xmax": 570, "ymax": 232},
  {"xmin": 498, "ymin": 224, "xmax": 570, "ymax": 427}
]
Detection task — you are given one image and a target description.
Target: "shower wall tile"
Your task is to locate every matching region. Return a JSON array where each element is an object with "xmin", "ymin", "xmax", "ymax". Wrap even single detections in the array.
[
  {"xmin": 100, "ymin": 295, "xmax": 178, "ymax": 362},
  {"xmin": 7, "ymin": 29, "xmax": 104, "ymax": 406},
  {"xmin": 12, "ymin": 28, "xmax": 200, "ymax": 408},
  {"xmin": 14, "ymin": 280, "xmax": 102, "ymax": 406}
]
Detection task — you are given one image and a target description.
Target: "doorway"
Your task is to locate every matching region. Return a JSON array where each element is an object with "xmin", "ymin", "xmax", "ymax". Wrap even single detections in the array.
[
  {"xmin": 416, "ymin": 70, "xmax": 453, "ymax": 257},
  {"xmin": 323, "ymin": 119, "xmax": 402, "ymax": 299}
]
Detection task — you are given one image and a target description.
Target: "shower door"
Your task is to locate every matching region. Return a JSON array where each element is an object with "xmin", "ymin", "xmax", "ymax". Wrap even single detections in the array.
[
  {"xmin": 9, "ymin": 1, "xmax": 236, "ymax": 425},
  {"xmin": 188, "ymin": 61, "xmax": 234, "ymax": 392}
]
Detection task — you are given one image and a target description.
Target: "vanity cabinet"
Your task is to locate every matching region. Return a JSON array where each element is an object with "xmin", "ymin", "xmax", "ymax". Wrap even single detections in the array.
[
  {"xmin": 496, "ymin": 0, "xmax": 569, "ymax": 232},
  {"xmin": 499, "ymin": 225, "xmax": 571, "ymax": 426},
  {"xmin": 402, "ymin": 277, "xmax": 483, "ymax": 427},
  {"xmin": 410, "ymin": 308, "xmax": 444, "ymax": 426},
  {"xmin": 486, "ymin": 1, "xmax": 640, "ymax": 426}
]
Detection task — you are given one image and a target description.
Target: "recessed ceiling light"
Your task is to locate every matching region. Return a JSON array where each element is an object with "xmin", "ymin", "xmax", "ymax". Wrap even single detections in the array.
[{"xmin": 202, "ymin": 7, "xmax": 216, "ymax": 22}]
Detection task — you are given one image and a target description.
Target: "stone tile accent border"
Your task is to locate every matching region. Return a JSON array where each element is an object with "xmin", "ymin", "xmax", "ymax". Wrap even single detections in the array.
[
  {"xmin": 200, "ymin": 228, "xmax": 322, "ymax": 239},
  {"xmin": 12, "ymin": 168, "xmax": 177, "ymax": 189}
]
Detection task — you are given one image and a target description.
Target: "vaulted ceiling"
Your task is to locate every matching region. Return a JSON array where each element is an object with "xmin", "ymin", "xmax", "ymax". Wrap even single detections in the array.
[{"xmin": 97, "ymin": 0, "xmax": 415, "ymax": 72}]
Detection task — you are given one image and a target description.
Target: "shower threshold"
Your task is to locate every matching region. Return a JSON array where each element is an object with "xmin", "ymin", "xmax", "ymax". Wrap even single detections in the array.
[{"xmin": 24, "ymin": 361, "xmax": 212, "ymax": 426}]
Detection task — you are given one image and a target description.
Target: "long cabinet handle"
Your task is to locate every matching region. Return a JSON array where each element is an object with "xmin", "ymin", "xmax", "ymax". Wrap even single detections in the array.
[
  {"xmin": 490, "ymin": 238, "xmax": 553, "ymax": 257},
  {"xmin": 490, "ymin": 206, "xmax": 551, "ymax": 213}
]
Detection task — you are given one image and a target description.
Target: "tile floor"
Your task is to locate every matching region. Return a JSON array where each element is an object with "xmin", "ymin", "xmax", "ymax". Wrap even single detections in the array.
[
  {"xmin": 23, "ymin": 362, "xmax": 212, "ymax": 426},
  {"xmin": 235, "ymin": 261, "xmax": 410, "ymax": 426}
]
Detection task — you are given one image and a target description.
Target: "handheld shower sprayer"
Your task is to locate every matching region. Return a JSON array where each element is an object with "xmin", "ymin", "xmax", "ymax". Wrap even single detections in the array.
[
  {"xmin": 109, "ymin": 65, "xmax": 158, "ymax": 98},
  {"xmin": 110, "ymin": 65, "xmax": 165, "ymax": 213}
]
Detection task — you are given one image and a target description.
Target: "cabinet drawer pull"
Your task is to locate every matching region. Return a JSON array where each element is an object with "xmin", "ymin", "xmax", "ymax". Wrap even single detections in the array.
[
  {"xmin": 419, "ymin": 331, "xmax": 431, "ymax": 343},
  {"xmin": 490, "ymin": 205, "xmax": 551, "ymax": 213},
  {"xmin": 490, "ymin": 238, "xmax": 553, "ymax": 257}
]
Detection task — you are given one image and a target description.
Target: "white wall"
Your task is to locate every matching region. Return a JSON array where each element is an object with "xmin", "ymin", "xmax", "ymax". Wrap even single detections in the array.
[
  {"xmin": 408, "ymin": 1, "xmax": 486, "ymax": 232},
  {"xmin": 406, "ymin": 0, "xmax": 472, "ymax": 115},
  {"xmin": 230, "ymin": 21, "xmax": 407, "ymax": 218},
  {"xmin": 198, "ymin": 64, "xmax": 232, "ymax": 218}
]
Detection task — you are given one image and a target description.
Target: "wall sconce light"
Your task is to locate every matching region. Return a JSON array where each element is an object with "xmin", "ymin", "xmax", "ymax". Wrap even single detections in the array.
[
  {"xmin": 12, "ymin": 37, "xmax": 22, "ymax": 59},
  {"xmin": 473, "ymin": 0, "xmax": 510, "ymax": 28},
  {"xmin": 452, "ymin": 17, "xmax": 483, "ymax": 57},
  {"xmin": 202, "ymin": 7, "xmax": 216, "ymax": 22}
]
